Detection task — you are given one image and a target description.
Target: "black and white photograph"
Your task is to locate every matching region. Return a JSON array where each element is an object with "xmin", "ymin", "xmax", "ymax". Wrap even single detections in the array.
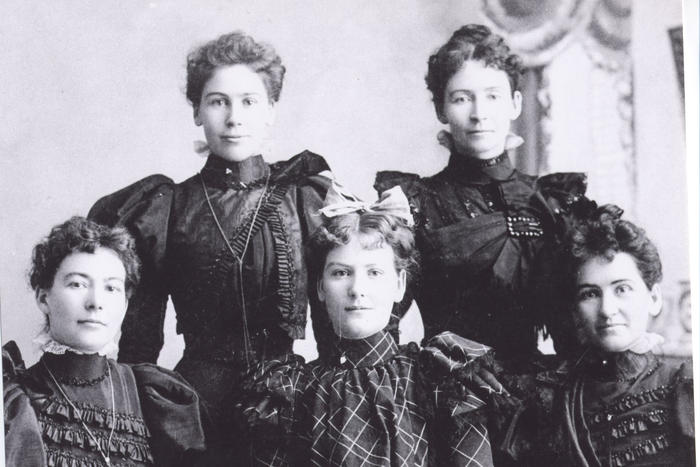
[{"xmin": 1, "ymin": 1, "xmax": 697, "ymax": 465}]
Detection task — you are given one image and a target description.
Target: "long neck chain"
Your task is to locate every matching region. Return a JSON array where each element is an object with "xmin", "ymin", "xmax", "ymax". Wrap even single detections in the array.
[
  {"xmin": 43, "ymin": 358, "xmax": 116, "ymax": 466},
  {"xmin": 200, "ymin": 172, "xmax": 271, "ymax": 367}
]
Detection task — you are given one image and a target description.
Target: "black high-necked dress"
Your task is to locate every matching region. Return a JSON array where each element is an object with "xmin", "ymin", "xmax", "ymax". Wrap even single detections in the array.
[
  {"xmin": 3, "ymin": 348, "xmax": 208, "ymax": 466},
  {"xmin": 375, "ymin": 152, "xmax": 594, "ymax": 357},
  {"xmin": 481, "ymin": 349, "xmax": 695, "ymax": 466},
  {"xmin": 88, "ymin": 151, "xmax": 333, "ymax": 431}
]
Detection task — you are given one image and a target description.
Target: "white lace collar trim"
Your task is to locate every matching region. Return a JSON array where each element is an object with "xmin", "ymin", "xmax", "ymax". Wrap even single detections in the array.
[{"xmin": 33, "ymin": 330, "xmax": 118, "ymax": 357}]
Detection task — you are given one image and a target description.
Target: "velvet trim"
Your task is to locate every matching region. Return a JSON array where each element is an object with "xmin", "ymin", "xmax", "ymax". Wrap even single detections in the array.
[{"xmin": 41, "ymin": 397, "xmax": 150, "ymax": 437}]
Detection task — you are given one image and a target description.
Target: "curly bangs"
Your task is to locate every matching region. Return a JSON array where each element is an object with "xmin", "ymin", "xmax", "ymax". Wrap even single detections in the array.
[
  {"xmin": 186, "ymin": 31, "xmax": 286, "ymax": 107},
  {"xmin": 29, "ymin": 217, "xmax": 141, "ymax": 299},
  {"xmin": 308, "ymin": 211, "xmax": 418, "ymax": 281}
]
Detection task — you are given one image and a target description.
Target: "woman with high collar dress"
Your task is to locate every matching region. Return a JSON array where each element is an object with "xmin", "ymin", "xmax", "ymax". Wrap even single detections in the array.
[
  {"xmin": 233, "ymin": 189, "xmax": 500, "ymax": 466},
  {"xmin": 474, "ymin": 206, "xmax": 695, "ymax": 466},
  {"xmin": 375, "ymin": 24, "xmax": 596, "ymax": 359},
  {"xmin": 4, "ymin": 217, "xmax": 208, "ymax": 467},
  {"xmin": 87, "ymin": 32, "xmax": 335, "ymax": 435}
]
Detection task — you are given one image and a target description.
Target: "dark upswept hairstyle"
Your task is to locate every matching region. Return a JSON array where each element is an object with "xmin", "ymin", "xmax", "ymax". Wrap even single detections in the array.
[
  {"xmin": 29, "ymin": 216, "xmax": 141, "ymax": 299},
  {"xmin": 186, "ymin": 31, "xmax": 286, "ymax": 107},
  {"xmin": 426, "ymin": 24, "xmax": 523, "ymax": 116},
  {"xmin": 547, "ymin": 204, "xmax": 662, "ymax": 356},
  {"xmin": 562, "ymin": 204, "xmax": 662, "ymax": 293},
  {"xmin": 308, "ymin": 211, "xmax": 418, "ymax": 282}
]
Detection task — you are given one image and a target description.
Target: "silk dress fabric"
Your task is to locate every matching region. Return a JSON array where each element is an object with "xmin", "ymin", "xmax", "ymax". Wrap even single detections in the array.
[
  {"xmin": 3, "ymin": 344, "xmax": 208, "ymax": 467},
  {"xmin": 375, "ymin": 151, "xmax": 594, "ymax": 358},
  {"xmin": 483, "ymin": 350, "xmax": 694, "ymax": 466},
  {"xmin": 87, "ymin": 151, "xmax": 333, "ymax": 432}
]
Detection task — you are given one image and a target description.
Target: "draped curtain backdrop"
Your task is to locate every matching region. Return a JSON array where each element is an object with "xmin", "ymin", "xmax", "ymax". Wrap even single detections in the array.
[{"xmin": 479, "ymin": 0, "xmax": 635, "ymax": 215}]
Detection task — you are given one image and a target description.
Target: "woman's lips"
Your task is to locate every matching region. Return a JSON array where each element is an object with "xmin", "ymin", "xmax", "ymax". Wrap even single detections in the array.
[
  {"xmin": 78, "ymin": 319, "xmax": 107, "ymax": 327},
  {"xmin": 345, "ymin": 305, "xmax": 371, "ymax": 312}
]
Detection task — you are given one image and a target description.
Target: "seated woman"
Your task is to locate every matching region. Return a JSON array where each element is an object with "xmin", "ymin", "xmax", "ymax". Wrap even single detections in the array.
[
  {"xmin": 87, "ymin": 31, "xmax": 336, "ymax": 433},
  {"xmin": 375, "ymin": 24, "xmax": 595, "ymax": 358},
  {"xmin": 481, "ymin": 205, "xmax": 695, "ymax": 466},
  {"xmin": 3, "ymin": 217, "xmax": 208, "ymax": 467},
  {"xmin": 234, "ymin": 187, "xmax": 498, "ymax": 467}
]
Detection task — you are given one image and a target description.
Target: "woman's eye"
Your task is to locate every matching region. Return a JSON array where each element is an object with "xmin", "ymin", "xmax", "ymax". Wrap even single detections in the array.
[
  {"xmin": 368, "ymin": 269, "xmax": 384, "ymax": 277},
  {"xmin": 243, "ymin": 97, "xmax": 258, "ymax": 106},
  {"xmin": 210, "ymin": 98, "xmax": 226, "ymax": 106},
  {"xmin": 68, "ymin": 281, "xmax": 86, "ymax": 289},
  {"xmin": 331, "ymin": 269, "xmax": 349, "ymax": 278},
  {"xmin": 487, "ymin": 93, "xmax": 500, "ymax": 100},
  {"xmin": 451, "ymin": 95, "xmax": 469, "ymax": 104},
  {"xmin": 615, "ymin": 284, "xmax": 632, "ymax": 295},
  {"xmin": 577, "ymin": 289, "xmax": 599, "ymax": 301},
  {"xmin": 105, "ymin": 284, "xmax": 123, "ymax": 293}
]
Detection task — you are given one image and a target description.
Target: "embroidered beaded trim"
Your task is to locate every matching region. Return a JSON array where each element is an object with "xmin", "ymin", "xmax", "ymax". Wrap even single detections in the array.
[{"xmin": 43, "ymin": 359, "xmax": 116, "ymax": 466}]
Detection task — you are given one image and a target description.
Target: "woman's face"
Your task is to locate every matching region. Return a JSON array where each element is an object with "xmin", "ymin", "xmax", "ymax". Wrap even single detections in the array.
[
  {"xmin": 195, "ymin": 64, "xmax": 276, "ymax": 162},
  {"xmin": 440, "ymin": 60, "xmax": 522, "ymax": 160},
  {"xmin": 36, "ymin": 248, "xmax": 128, "ymax": 353},
  {"xmin": 574, "ymin": 252, "xmax": 662, "ymax": 353},
  {"xmin": 318, "ymin": 236, "xmax": 406, "ymax": 340}
]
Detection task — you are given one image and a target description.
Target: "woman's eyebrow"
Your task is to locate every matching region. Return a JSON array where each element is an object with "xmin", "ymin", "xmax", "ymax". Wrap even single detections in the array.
[{"xmin": 62, "ymin": 272, "xmax": 90, "ymax": 280}]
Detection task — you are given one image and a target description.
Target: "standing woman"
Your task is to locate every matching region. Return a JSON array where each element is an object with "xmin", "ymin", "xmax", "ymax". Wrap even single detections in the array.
[
  {"xmin": 375, "ymin": 24, "xmax": 595, "ymax": 359},
  {"xmin": 88, "ymin": 31, "xmax": 334, "ymax": 433}
]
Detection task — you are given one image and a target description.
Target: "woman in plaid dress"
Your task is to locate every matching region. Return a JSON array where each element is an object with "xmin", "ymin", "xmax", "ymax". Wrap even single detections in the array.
[{"xmin": 235, "ymin": 187, "xmax": 499, "ymax": 466}]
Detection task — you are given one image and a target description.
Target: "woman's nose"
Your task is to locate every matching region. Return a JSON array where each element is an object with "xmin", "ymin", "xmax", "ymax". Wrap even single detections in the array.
[
  {"xmin": 85, "ymin": 287, "xmax": 104, "ymax": 311},
  {"xmin": 348, "ymin": 275, "xmax": 367, "ymax": 298},
  {"xmin": 469, "ymin": 97, "xmax": 487, "ymax": 121},
  {"xmin": 226, "ymin": 102, "xmax": 242, "ymax": 126},
  {"xmin": 599, "ymin": 291, "xmax": 618, "ymax": 318}
]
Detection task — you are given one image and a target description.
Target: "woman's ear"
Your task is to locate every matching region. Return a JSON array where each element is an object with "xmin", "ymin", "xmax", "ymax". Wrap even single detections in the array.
[
  {"xmin": 510, "ymin": 91, "xmax": 523, "ymax": 120},
  {"xmin": 394, "ymin": 270, "xmax": 407, "ymax": 303},
  {"xmin": 36, "ymin": 289, "xmax": 50, "ymax": 315},
  {"xmin": 317, "ymin": 278, "xmax": 326, "ymax": 303},
  {"xmin": 649, "ymin": 283, "xmax": 663, "ymax": 317}
]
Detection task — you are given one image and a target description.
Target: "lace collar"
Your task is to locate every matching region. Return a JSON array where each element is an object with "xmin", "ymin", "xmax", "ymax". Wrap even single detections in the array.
[
  {"xmin": 577, "ymin": 333, "xmax": 664, "ymax": 382},
  {"xmin": 200, "ymin": 154, "xmax": 269, "ymax": 189},
  {"xmin": 33, "ymin": 330, "xmax": 118, "ymax": 358},
  {"xmin": 337, "ymin": 331, "xmax": 398, "ymax": 368},
  {"xmin": 445, "ymin": 151, "xmax": 516, "ymax": 183}
]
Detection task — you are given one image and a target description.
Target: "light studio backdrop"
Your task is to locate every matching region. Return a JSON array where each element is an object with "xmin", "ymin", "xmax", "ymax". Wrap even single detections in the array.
[{"xmin": 0, "ymin": 0, "xmax": 690, "ymax": 369}]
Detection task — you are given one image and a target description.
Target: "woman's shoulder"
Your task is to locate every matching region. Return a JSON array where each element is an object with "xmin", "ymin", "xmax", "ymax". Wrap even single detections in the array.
[
  {"xmin": 269, "ymin": 150, "xmax": 331, "ymax": 185},
  {"xmin": 88, "ymin": 173, "xmax": 176, "ymax": 227}
]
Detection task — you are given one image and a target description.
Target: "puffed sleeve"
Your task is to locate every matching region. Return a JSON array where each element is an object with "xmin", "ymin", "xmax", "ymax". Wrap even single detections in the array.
[
  {"xmin": 131, "ymin": 363, "xmax": 210, "ymax": 467},
  {"xmin": 3, "ymin": 342, "xmax": 44, "ymax": 465},
  {"xmin": 88, "ymin": 174, "xmax": 175, "ymax": 363},
  {"xmin": 419, "ymin": 332, "xmax": 495, "ymax": 466},
  {"xmin": 535, "ymin": 172, "xmax": 597, "ymax": 233},
  {"xmin": 4, "ymin": 381, "xmax": 46, "ymax": 467},
  {"xmin": 672, "ymin": 362, "xmax": 695, "ymax": 462},
  {"xmin": 231, "ymin": 354, "xmax": 308, "ymax": 467}
]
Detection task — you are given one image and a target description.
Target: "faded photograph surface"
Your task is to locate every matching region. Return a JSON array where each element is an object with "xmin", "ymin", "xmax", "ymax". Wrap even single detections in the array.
[{"xmin": 0, "ymin": 1, "xmax": 695, "ymax": 466}]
